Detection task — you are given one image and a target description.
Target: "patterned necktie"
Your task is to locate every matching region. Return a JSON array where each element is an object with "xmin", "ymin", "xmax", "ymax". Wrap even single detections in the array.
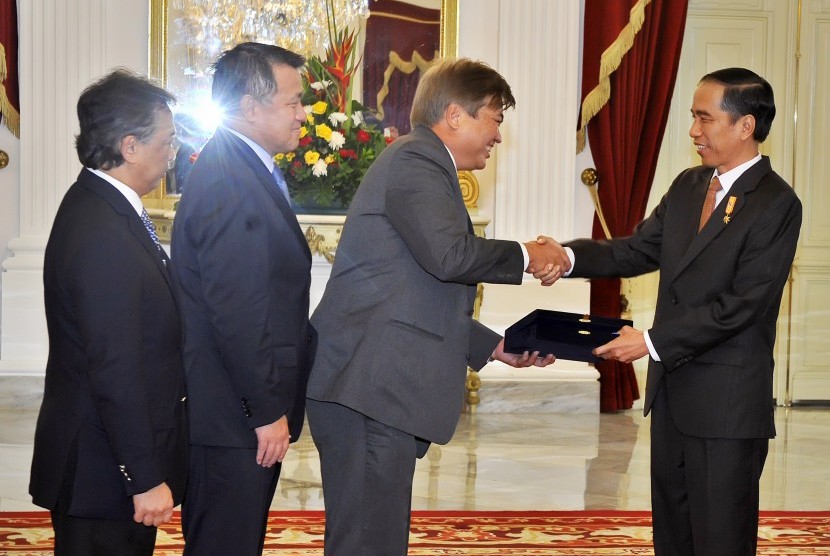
[
  {"xmin": 140, "ymin": 208, "xmax": 162, "ymax": 250},
  {"xmin": 272, "ymin": 166, "xmax": 291, "ymax": 203},
  {"xmin": 698, "ymin": 176, "xmax": 723, "ymax": 232}
]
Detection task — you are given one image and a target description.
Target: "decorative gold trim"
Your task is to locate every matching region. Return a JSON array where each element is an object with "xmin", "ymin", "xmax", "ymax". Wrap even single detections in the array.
[
  {"xmin": 580, "ymin": 167, "xmax": 612, "ymax": 239},
  {"xmin": 369, "ymin": 12, "xmax": 440, "ymax": 25},
  {"xmin": 458, "ymin": 171, "xmax": 479, "ymax": 208},
  {"xmin": 440, "ymin": 0, "xmax": 458, "ymax": 58},
  {"xmin": 576, "ymin": 0, "xmax": 652, "ymax": 153},
  {"xmin": 304, "ymin": 225, "xmax": 336, "ymax": 264},
  {"xmin": 148, "ymin": 0, "xmax": 167, "ymax": 86},
  {"xmin": 0, "ymin": 43, "xmax": 20, "ymax": 137},
  {"xmin": 144, "ymin": 0, "xmax": 172, "ymax": 207},
  {"xmin": 376, "ymin": 50, "xmax": 438, "ymax": 120}
]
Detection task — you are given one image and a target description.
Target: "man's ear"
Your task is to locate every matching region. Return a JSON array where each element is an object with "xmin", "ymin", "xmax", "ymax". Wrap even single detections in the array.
[
  {"xmin": 739, "ymin": 114, "xmax": 756, "ymax": 140},
  {"xmin": 444, "ymin": 103, "xmax": 464, "ymax": 130},
  {"xmin": 239, "ymin": 95, "xmax": 259, "ymax": 123},
  {"xmin": 120, "ymin": 135, "xmax": 138, "ymax": 163}
]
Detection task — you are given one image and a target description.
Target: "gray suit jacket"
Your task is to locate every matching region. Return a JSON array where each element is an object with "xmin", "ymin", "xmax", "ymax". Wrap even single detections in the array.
[
  {"xmin": 566, "ymin": 157, "xmax": 801, "ymax": 439},
  {"xmin": 307, "ymin": 125, "xmax": 524, "ymax": 444}
]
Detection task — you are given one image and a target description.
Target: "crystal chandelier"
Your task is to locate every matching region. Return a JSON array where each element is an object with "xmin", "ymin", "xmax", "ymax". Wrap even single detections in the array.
[{"xmin": 171, "ymin": 0, "xmax": 370, "ymax": 73}]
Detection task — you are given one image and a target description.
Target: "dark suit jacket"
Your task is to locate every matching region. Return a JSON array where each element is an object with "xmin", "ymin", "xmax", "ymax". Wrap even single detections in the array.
[
  {"xmin": 30, "ymin": 169, "xmax": 188, "ymax": 520},
  {"xmin": 307, "ymin": 125, "xmax": 524, "ymax": 445},
  {"xmin": 171, "ymin": 127, "xmax": 315, "ymax": 446},
  {"xmin": 566, "ymin": 156, "xmax": 801, "ymax": 439}
]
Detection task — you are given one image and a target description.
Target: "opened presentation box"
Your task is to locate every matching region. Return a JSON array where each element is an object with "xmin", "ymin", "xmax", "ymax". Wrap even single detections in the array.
[{"xmin": 504, "ymin": 310, "xmax": 633, "ymax": 363}]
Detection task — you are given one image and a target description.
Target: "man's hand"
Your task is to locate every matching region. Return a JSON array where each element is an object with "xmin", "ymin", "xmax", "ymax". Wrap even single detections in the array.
[
  {"xmin": 491, "ymin": 338, "xmax": 555, "ymax": 368},
  {"xmin": 133, "ymin": 482, "xmax": 174, "ymax": 527},
  {"xmin": 524, "ymin": 236, "xmax": 571, "ymax": 286},
  {"xmin": 255, "ymin": 415, "xmax": 290, "ymax": 468},
  {"xmin": 593, "ymin": 326, "xmax": 649, "ymax": 363}
]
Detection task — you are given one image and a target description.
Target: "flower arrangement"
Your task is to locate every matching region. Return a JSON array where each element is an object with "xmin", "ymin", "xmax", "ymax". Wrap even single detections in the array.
[{"xmin": 275, "ymin": 1, "xmax": 391, "ymax": 210}]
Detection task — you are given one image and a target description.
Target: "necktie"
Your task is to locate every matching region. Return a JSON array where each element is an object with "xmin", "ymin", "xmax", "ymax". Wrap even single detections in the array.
[
  {"xmin": 698, "ymin": 176, "xmax": 723, "ymax": 232},
  {"xmin": 272, "ymin": 166, "xmax": 291, "ymax": 203},
  {"xmin": 140, "ymin": 208, "xmax": 162, "ymax": 250}
]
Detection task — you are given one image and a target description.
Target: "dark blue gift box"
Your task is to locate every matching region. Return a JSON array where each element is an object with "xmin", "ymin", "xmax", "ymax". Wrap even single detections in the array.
[{"xmin": 504, "ymin": 309, "xmax": 633, "ymax": 363}]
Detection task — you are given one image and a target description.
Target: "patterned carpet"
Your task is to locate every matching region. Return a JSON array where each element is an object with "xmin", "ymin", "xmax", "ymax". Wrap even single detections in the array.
[{"xmin": 1, "ymin": 510, "xmax": 828, "ymax": 555}]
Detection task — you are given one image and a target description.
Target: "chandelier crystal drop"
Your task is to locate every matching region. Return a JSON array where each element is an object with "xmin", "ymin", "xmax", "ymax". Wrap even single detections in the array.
[{"xmin": 171, "ymin": 0, "xmax": 370, "ymax": 73}]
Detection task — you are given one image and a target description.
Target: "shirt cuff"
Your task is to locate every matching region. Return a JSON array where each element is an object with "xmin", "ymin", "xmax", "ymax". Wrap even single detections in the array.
[
  {"xmin": 643, "ymin": 329, "xmax": 661, "ymax": 361},
  {"xmin": 519, "ymin": 242, "xmax": 529, "ymax": 272},
  {"xmin": 563, "ymin": 247, "xmax": 576, "ymax": 277}
]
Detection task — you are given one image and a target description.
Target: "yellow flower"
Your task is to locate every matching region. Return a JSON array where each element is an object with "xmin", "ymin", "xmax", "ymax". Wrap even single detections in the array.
[
  {"xmin": 304, "ymin": 151, "xmax": 321, "ymax": 165},
  {"xmin": 286, "ymin": 152, "xmax": 295, "ymax": 161},
  {"xmin": 325, "ymin": 154, "xmax": 336, "ymax": 164},
  {"xmin": 311, "ymin": 101, "xmax": 328, "ymax": 115},
  {"xmin": 299, "ymin": 126, "xmax": 308, "ymax": 138},
  {"xmin": 306, "ymin": 113, "xmax": 314, "ymax": 124},
  {"xmin": 274, "ymin": 153, "xmax": 285, "ymax": 161},
  {"xmin": 316, "ymin": 123, "xmax": 333, "ymax": 142}
]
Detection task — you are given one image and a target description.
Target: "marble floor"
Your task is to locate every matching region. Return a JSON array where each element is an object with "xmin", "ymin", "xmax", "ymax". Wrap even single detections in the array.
[{"xmin": 1, "ymin": 406, "xmax": 829, "ymax": 513}]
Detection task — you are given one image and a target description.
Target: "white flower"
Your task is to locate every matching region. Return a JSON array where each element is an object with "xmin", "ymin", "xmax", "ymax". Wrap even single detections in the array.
[
  {"xmin": 303, "ymin": 105, "xmax": 313, "ymax": 116},
  {"xmin": 309, "ymin": 80, "xmax": 332, "ymax": 91},
  {"xmin": 351, "ymin": 111, "xmax": 364, "ymax": 126},
  {"xmin": 328, "ymin": 112, "xmax": 348, "ymax": 126},
  {"xmin": 328, "ymin": 131, "xmax": 346, "ymax": 150},
  {"xmin": 312, "ymin": 159, "xmax": 328, "ymax": 177}
]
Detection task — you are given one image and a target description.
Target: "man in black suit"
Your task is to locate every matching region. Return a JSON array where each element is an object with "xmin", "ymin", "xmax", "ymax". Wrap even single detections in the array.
[
  {"xmin": 306, "ymin": 58, "xmax": 569, "ymax": 556},
  {"xmin": 170, "ymin": 43, "xmax": 315, "ymax": 556},
  {"xmin": 542, "ymin": 68, "xmax": 801, "ymax": 555},
  {"xmin": 29, "ymin": 70, "xmax": 187, "ymax": 556}
]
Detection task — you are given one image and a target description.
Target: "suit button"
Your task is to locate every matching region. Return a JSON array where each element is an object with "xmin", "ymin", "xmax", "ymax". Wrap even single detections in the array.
[{"xmin": 671, "ymin": 297, "xmax": 678, "ymax": 305}]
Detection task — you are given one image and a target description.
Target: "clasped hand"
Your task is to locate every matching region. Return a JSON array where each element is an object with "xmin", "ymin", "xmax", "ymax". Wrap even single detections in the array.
[{"xmin": 523, "ymin": 235, "xmax": 571, "ymax": 286}]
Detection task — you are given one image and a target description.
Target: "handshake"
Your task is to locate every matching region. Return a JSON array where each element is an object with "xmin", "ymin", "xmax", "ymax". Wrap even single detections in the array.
[{"xmin": 523, "ymin": 235, "xmax": 570, "ymax": 287}]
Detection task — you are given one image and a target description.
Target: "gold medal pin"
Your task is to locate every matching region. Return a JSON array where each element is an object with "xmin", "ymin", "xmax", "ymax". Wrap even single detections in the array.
[{"xmin": 723, "ymin": 196, "xmax": 737, "ymax": 224}]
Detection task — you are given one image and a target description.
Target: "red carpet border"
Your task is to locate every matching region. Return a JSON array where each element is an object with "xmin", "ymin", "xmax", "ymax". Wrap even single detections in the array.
[{"xmin": 1, "ymin": 510, "xmax": 828, "ymax": 555}]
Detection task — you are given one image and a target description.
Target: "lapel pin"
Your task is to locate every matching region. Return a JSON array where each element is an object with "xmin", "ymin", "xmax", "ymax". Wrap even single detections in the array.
[{"xmin": 723, "ymin": 195, "xmax": 737, "ymax": 224}]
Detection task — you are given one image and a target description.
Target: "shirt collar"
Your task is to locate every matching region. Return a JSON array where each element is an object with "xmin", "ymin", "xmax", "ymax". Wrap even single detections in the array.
[
  {"xmin": 224, "ymin": 126, "xmax": 275, "ymax": 174},
  {"xmin": 88, "ymin": 168, "xmax": 144, "ymax": 216},
  {"xmin": 712, "ymin": 153, "xmax": 762, "ymax": 193}
]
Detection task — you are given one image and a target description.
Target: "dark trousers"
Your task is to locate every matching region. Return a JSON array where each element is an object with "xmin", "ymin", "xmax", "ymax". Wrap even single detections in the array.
[
  {"xmin": 307, "ymin": 399, "xmax": 428, "ymax": 556},
  {"xmin": 51, "ymin": 510, "xmax": 156, "ymax": 556},
  {"xmin": 182, "ymin": 445, "xmax": 281, "ymax": 556},
  {"xmin": 650, "ymin": 386, "xmax": 768, "ymax": 556}
]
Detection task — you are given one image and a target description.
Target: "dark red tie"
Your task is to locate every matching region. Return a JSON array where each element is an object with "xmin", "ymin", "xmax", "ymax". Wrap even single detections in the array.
[{"xmin": 698, "ymin": 176, "xmax": 723, "ymax": 232}]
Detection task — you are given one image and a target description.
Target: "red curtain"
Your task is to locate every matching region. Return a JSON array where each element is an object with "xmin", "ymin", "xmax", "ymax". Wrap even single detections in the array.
[
  {"xmin": 579, "ymin": 0, "xmax": 688, "ymax": 412},
  {"xmin": 0, "ymin": 0, "xmax": 19, "ymax": 136},
  {"xmin": 363, "ymin": 0, "xmax": 439, "ymax": 135}
]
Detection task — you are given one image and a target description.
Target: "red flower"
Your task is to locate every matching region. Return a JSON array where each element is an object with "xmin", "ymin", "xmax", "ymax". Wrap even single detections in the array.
[
  {"xmin": 299, "ymin": 135, "xmax": 313, "ymax": 147},
  {"xmin": 385, "ymin": 136, "xmax": 395, "ymax": 145},
  {"xmin": 292, "ymin": 159, "xmax": 303, "ymax": 169},
  {"xmin": 356, "ymin": 130, "xmax": 371, "ymax": 144},
  {"xmin": 339, "ymin": 148, "xmax": 357, "ymax": 159}
]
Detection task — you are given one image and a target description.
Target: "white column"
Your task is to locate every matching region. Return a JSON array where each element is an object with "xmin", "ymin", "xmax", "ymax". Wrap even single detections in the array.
[
  {"xmin": 493, "ymin": 0, "xmax": 581, "ymax": 242},
  {"xmin": 0, "ymin": 0, "xmax": 148, "ymax": 375}
]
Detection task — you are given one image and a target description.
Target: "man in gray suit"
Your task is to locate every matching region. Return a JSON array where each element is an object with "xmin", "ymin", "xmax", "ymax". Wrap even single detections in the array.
[{"xmin": 306, "ymin": 58, "xmax": 569, "ymax": 555}]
